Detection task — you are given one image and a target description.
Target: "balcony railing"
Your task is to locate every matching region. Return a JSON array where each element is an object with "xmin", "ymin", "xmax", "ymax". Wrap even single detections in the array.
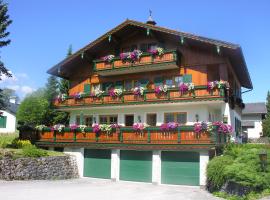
[
  {"xmin": 53, "ymin": 86, "xmax": 226, "ymax": 108},
  {"xmin": 93, "ymin": 50, "xmax": 178, "ymax": 76},
  {"xmin": 37, "ymin": 126, "xmax": 228, "ymax": 146}
]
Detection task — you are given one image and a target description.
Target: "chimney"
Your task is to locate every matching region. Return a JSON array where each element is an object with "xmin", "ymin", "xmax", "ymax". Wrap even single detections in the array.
[{"xmin": 146, "ymin": 10, "xmax": 156, "ymax": 25}]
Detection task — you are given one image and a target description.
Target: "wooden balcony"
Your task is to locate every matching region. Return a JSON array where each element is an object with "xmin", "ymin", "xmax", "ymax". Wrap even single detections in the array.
[
  {"xmin": 36, "ymin": 126, "xmax": 228, "ymax": 149},
  {"xmin": 93, "ymin": 50, "xmax": 178, "ymax": 76},
  {"xmin": 53, "ymin": 86, "xmax": 226, "ymax": 109}
]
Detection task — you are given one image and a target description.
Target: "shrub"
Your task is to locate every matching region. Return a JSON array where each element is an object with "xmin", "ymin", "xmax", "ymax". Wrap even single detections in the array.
[
  {"xmin": 11, "ymin": 138, "xmax": 32, "ymax": 149},
  {"xmin": 207, "ymin": 155, "xmax": 233, "ymax": 191},
  {"xmin": 22, "ymin": 145, "xmax": 48, "ymax": 157},
  {"xmin": 207, "ymin": 144, "xmax": 270, "ymax": 198}
]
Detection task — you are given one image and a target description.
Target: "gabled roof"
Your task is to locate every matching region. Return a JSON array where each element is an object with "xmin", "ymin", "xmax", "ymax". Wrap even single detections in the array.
[
  {"xmin": 242, "ymin": 102, "xmax": 267, "ymax": 114},
  {"xmin": 47, "ymin": 19, "xmax": 253, "ymax": 89},
  {"xmin": 0, "ymin": 102, "xmax": 19, "ymax": 115}
]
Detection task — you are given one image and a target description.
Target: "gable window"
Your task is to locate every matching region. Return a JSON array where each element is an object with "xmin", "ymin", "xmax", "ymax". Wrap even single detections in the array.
[
  {"xmin": 148, "ymin": 43, "xmax": 157, "ymax": 51},
  {"xmin": 164, "ymin": 112, "xmax": 187, "ymax": 124}
]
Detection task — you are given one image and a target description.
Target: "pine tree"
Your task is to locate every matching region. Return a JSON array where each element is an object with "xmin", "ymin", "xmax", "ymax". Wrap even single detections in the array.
[
  {"xmin": 45, "ymin": 75, "xmax": 59, "ymax": 103},
  {"xmin": 0, "ymin": 0, "xmax": 12, "ymax": 80},
  {"xmin": 59, "ymin": 45, "xmax": 72, "ymax": 95}
]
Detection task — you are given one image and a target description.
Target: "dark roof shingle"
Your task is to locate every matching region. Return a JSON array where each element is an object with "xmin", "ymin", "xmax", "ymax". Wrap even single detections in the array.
[{"xmin": 242, "ymin": 102, "xmax": 267, "ymax": 114}]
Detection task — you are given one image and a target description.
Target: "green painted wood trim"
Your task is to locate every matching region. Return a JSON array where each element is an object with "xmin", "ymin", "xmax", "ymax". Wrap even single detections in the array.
[
  {"xmin": 74, "ymin": 131, "xmax": 77, "ymax": 142},
  {"xmin": 177, "ymin": 128, "xmax": 181, "ymax": 143},
  {"xmin": 147, "ymin": 130, "xmax": 151, "ymax": 143}
]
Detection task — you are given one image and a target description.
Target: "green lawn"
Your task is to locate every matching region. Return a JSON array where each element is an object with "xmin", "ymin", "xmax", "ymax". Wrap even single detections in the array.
[{"xmin": 0, "ymin": 133, "xmax": 65, "ymax": 159}]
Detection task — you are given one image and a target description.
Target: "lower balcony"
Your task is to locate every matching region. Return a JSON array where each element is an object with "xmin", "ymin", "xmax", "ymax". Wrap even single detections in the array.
[
  {"xmin": 36, "ymin": 126, "xmax": 229, "ymax": 150},
  {"xmin": 53, "ymin": 86, "xmax": 226, "ymax": 109}
]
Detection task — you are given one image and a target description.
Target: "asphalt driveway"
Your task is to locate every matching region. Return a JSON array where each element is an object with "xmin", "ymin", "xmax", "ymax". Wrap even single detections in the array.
[{"xmin": 0, "ymin": 178, "xmax": 220, "ymax": 200}]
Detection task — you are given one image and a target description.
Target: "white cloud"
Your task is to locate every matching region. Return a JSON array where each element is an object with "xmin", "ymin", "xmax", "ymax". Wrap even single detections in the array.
[
  {"xmin": 0, "ymin": 72, "xmax": 36, "ymax": 99},
  {"xmin": 21, "ymin": 86, "xmax": 35, "ymax": 95},
  {"xmin": 6, "ymin": 85, "xmax": 20, "ymax": 91}
]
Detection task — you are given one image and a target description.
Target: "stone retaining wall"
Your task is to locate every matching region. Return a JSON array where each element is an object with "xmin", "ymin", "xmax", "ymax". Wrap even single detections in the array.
[{"xmin": 0, "ymin": 155, "xmax": 79, "ymax": 180}]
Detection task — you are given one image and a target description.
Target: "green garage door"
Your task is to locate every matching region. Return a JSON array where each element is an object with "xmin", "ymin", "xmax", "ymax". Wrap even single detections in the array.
[
  {"xmin": 120, "ymin": 150, "xmax": 152, "ymax": 182},
  {"xmin": 84, "ymin": 149, "xmax": 111, "ymax": 179},
  {"xmin": 161, "ymin": 151, "xmax": 199, "ymax": 186}
]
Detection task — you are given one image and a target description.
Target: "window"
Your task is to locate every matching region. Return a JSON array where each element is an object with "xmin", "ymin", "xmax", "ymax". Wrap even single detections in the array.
[
  {"xmin": 84, "ymin": 116, "xmax": 93, "ymax": 126},
  {"xmin": 99, "ymin": 115, "xmax": 118, "ymax": 124},
  {"xmin": 164, "ymin": 113, "xmax": 187, "ymax": 124},
  {"xmin": 165, "ymin": 78, "xmax": 173, "ymax": 87},
  {"xmin": 235, "ymin": 117, "xmax": 241, "ymax": 137},
  {"xmin": 131, "ymin": 45, "xmax": 137, "ymax": 51},
  {"xmin": 207, "ymin": 65, "xmax": 220, "ymax": 82},
  {"xmin": 148, "ymin": 43, "xmax": 157, "ymax": 51},
  {"xmin": 0, "ymin": 116, "xmax": 7, "ymax": 128},
  {"xmin": 125, "ymin": 115, "xmax": 134, "ymax": 126},
  {"xmin": 147, "ymin": 114, "xmax": 157, "ymax": 126},
  {"xmin": 76, "ymin": 116, "xmax": 80, "ymax": 125},
  {"xmin": 134, "ymin": 80, "xmax": 141, "ymax": 87},
  {"xmin": 174, "ymin": 76, "xmax": 183, "ymax": 87},
  {"xmin": 92, "ymin": 83, "xmax": 100, "ymax": 92},
  {"xmin": 102, "ymin": 82, "xmax": 113, "ymax": 92},
  {"xmin": 140, "ymin": 43, "xmax": 148, "ymax": 52},
  {"xmin": 124, "ymin": 80, "xmax": 133, "ymax": 91}
]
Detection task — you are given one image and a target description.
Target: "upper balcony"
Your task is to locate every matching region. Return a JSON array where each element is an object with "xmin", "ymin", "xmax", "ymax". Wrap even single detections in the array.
[
  {"xmin": 53, "ymin": 86, "xmax": 227, "ymax": 109},
  {"xmin": 93, "ymin": 50, "xmax": 178, "ymax": 76}
]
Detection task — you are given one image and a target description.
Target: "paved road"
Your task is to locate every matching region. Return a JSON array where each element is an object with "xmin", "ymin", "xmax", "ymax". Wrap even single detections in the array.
[{"xmin": 0, "ymin": 178, "xmax": 220, "ymax": 200}]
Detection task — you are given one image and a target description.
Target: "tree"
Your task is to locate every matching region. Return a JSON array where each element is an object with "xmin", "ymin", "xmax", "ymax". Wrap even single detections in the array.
[
  {"xmin": 59, "ymin": 45, "xmax": 72, "ymax": 95},
  {"xmin": 16, "ymin": 89, "xmax": 50, "ymax": 126},
  {"xmin": 45, "ymin": 75, "xmax": 69, "ymax": 125},
  {"xmin": 0, "ymin": 0, "xmax": 12, "ymax": 80},
  {"xmin": 45, "ymin": 75, "xmax": 59, "ymax": 103},
  {"xmin": 263, "ymin": 91, "xmax": 270, "ymax": 137},
  {"xmin": 0, "ymin": 88, "xmax": 17, "ymax": 109}
]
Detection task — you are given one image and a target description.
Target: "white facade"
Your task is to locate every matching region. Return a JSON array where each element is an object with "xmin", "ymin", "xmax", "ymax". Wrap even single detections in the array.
[
  {"xmin": 242, "ymin": 114, "xmax": 264, "ymax": 139},
  {"xmin": 0, "ymin": 110, "xmax": 17, "ymax": 133},
  {"xmin": 68, "ymin": 101, "xmax": 224, "ymax": 125},
  {"xmin": 64, "ymin": 147, "xmax": 209, "ymax": 186}
]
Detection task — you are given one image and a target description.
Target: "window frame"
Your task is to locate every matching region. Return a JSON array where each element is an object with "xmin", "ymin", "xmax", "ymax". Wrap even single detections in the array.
[{"xmin": 164, "ymin": 112, "xmax": 187, "ymax": 124}]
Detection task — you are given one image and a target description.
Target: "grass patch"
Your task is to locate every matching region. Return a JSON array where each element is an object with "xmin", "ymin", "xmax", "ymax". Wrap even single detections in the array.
[
  {"xmin": 0, "ymin": 133, "xmax": 65, "ymax": 159},
  {"xmin": 0, "ymin": 133, "xmax": 19, "ymax": 148}
]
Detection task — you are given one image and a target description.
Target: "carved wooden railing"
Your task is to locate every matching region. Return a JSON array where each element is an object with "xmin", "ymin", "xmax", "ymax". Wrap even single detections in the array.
[
  {"xmin": 37, "ymin": 126, "xmax": 228, "ymax": 145},
  {"xmin": 53, "ymin": 86, "xmax": 226, "ymax": 108},
  {"xmin": 93, "ymin": 50, "xmax": 177, "ymax": 71}
]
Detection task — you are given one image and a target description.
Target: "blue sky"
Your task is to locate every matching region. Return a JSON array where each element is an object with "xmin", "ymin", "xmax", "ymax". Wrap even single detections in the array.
[{"xmin": 0, "ymin": 0, "xmax": 269, "ymax": 102}]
